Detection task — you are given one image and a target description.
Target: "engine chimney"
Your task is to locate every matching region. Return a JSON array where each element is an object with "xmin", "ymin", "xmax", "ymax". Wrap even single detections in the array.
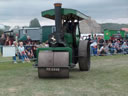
[{"xmin": 54, "ymin": 3, "xmax": 62, "ymax": 42}]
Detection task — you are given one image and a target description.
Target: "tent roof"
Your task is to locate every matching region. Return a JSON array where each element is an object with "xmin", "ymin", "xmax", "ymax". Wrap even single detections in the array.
[
  {"xmin": 18, "ymin": 35, "xmax": 27, "ymax": 41},
  {"xmin": 121, "ymin": 28, "xmax": 128, "ymax": 32}
]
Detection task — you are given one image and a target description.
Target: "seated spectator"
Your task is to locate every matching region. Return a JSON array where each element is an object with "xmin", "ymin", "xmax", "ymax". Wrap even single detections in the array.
[
  {"xmin": 31, "ymin": 41, "xmax": 38, "ymax": 58},
  {"xmin": 98, "ymin": 44, "xmax": 108, "ymax": 56},
  {"xmin": 44, "ymin": 41, "xmax": 49, "ymax": 47},
  {"xmin": 121, "ymin": 42, "xmax": 128, "ymax": 54},
  {"xmin": 18, "ymin": 42, "xmax": 30, "ymax": 63},
  {"xmin": 108, "ymin": 41, "xmax": 115, "ymax": 55},
  {"xmin": 126, "ymin": 40, "xmax": 128, "ymax": 45},
  {"xmin": 32, "ymin": 45, "xmax": 38, "ymax": 58},
  {"xmin": 114, "ymin": 40, "xmax": 122, "ymax": 53},
  {"xmin": 120, "ymin": 39, "xmax": 124, "ymax": 45},
  {"xmin": 25, "ymin": 41, "xmax": 34, "ymax": 58},
  {"xmin": 25, "ymin": 36, "xmax": 32, "ymax": 44},
  {"xmin": 12, "ymin": 41, "xmax": 19, "ymax": 63}
]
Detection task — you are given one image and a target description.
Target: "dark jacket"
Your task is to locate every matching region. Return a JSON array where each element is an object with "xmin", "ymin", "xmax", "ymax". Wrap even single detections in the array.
[{"xmin": 0, "ymin": 38, "xmax": 5, "ymax": 45}]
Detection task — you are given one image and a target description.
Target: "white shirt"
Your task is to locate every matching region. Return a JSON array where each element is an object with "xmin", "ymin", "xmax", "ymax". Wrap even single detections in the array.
[{"xmin": 18, "ymin": 46, "xmax": 25, "ymax": 54}]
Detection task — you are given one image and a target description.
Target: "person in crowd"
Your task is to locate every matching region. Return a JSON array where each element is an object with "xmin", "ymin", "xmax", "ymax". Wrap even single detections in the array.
[
  {"xmin": 126, "ymin": 40, "xmax": 128, "ymax": 45},
  {"xmin": 119, "ymin": 38, "xmax": 123, "ymax": 44},
  {"xmin": 0, "ymin": 34, "xmax": 6, "ymax": 45},
  {"xmin": 18, "ymin": 42, "xmax": 30, "ymax": 63},
  {"xmin": 114, "ymin": 40, "xmax": 122, "ymax": 53},
  {"xmin": 93, "ymin": 34, "xmax": 97, "ymax": 42},
  {"xmin": 108, "ymin": 40, "xmax": 115, "ymax": 55},
  {"xmin": 93, "ymin": 45, "xmax": 98, "ymax": 56},
  {"xmin": 5, "ymin": 35, "xmax": 12, "ymax": 45},
  {"xmin": 25, "ymin": 36, "xmax": 32, "ymax": 44},
  {"xmin": 121, "ymin": 42, "xmax": 128, "ymax": 54},
  {"xmin": 32, "ymin": 45, "xmax": 38, "ymax": 58},
  {"xmin": 25, "ymin": 41, "xmax": 34, "ymax": 58},
  {"xmin": 12, "ymin": 41, "xmax": 19, "ymax": 63},
  {"xmin": 44, "ymin": 41, "xmax": 49, "ymax": 47},
  {"xmin": 98, "ymin": 36, "xmax": 104, "ymax": 49},
  {"xmin": 88, "ymin": 35, "xmax": 92, "ymax": 43},
  {"xmin": 0, "ymin": 34, "xmax": 5, "ymax": 54},
  {"xmin": 98, "ymin": 44, "xmax": 107, "ymax": 56},
  {"xmin": 91, "ymin": 42, "xmax": 97, "ymax": 56}
]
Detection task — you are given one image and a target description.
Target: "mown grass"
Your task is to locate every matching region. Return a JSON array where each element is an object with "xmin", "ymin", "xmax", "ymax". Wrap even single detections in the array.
[{"xmin": 0, "ymin": 55, "xmax": 128, "ymax": 96}]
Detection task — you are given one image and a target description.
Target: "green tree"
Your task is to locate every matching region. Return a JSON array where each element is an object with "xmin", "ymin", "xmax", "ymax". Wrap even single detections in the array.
[
  {"xmin": 29, "ymin": 18, "xmax": 41, "ymax": 27},
  {"xmin": 101, "ymin": 23, "xmax": 128, "ymax": 32}
]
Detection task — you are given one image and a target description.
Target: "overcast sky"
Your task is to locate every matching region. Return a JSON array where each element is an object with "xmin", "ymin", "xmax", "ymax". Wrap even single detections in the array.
[{"xmin": 0, "ymin": 0, "xmax": 128, "ymax": 27}]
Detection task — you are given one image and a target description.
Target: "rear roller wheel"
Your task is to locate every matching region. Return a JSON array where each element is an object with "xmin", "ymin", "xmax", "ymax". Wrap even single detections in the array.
[{"xmin": 78, "ymin": 40, "xmax": 90, "ymax": 71}]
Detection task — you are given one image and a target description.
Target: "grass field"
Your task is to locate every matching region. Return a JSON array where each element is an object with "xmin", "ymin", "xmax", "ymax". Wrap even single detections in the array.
[{"xmin": 0, "ymin": 55, "xmax": 128, "ymax": 96}]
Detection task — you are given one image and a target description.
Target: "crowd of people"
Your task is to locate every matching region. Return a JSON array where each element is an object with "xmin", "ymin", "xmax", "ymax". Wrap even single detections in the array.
[
  {"xmin": 12, "ymin": 41, "xmax": 38, "ymax": 63},
  {"xmin": 87, "ymin": 34, "xmax": 128, "ymax": 56},
  {"xmin": 1, "ymin": 33, "xmax": 128, "ymax": 63},
  {"xmin": 0, "ymin": 34, "xmax": 14, "ymax": 46},
  {"xmin": 0, "ymin": 33, "xmax": 39, "ymax": 63}
]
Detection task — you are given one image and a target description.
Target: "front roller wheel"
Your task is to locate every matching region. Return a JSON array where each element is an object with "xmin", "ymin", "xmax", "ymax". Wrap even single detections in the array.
[
  {"xmin": 78, "ymin": 40, "xmax": 90, "ymax": 71},
  {"xmin": 38, "ymin": 67, "xmax": 69, "ymax": 78},
  {"xmin": 38, "ymin": 51, "xmax": 69, "ymax": 78}
]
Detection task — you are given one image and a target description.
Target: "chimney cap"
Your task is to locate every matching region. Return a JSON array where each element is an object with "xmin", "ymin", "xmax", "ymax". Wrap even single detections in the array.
[{"xmin": 54, "ymin": 3, "xmax": 62, "ymax": 7}]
